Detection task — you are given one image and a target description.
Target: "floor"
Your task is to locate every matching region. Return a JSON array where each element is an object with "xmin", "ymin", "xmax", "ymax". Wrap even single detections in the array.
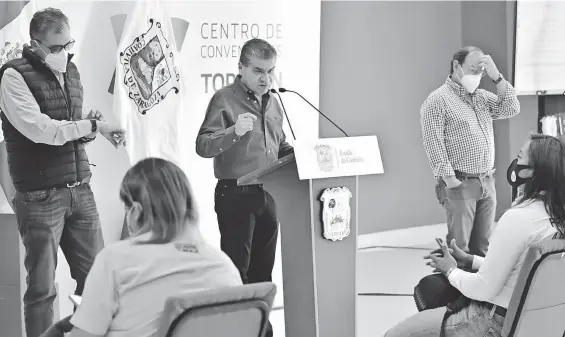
[
  {"xmin": 270, "ymin": 224, "xmax": 445, "ymax": 337},
  {"xmin": 54, "ymin": 224, "xmax": 446, "ymax": 337}
]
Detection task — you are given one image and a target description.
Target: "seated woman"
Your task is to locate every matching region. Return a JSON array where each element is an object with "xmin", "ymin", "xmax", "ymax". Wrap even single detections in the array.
[
  {"xmin": 45, "ymin": 158, "xmax": 242, "ymax": 337},
  {"xmin": 385, "ymin": 134, "xmax": 565, "ymax": 337}
]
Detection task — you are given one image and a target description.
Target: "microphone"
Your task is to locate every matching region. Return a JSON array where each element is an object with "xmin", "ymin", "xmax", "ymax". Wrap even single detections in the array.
[
  {"xmin": 270, "ymin": 88, "xmax": 296, "ymax": 140},
  {"xmin": 276, "ymin": 88, "xmax": 349, "ymax": 137}
]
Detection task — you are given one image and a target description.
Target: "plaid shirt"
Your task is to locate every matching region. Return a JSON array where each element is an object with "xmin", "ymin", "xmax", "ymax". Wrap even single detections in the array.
[{"xmin": 421, "ymin": 77, "xmax": 520, "ymax": 178}]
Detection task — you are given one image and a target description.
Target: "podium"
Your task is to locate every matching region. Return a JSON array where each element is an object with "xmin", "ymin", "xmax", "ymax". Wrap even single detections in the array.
[{"xmin": 238, "ymin": 136, "xmax": 383, "ymax": 337}]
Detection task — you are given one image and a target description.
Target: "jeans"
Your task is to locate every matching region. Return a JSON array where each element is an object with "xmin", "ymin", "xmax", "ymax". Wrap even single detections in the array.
[
  {"xmin": 214, "ymin": 180, "xmax": 278, "ymax": 337},
  {"xmin": 13, "ymin": 183, "xmax": 104, "ymax": 337},
  {"xmin": 384, "ymin": 300, "xmax": 505, "ymax": 337},
  {"xmin": 435, "ymin": 174, "xmax": 496, "ymax": 256}
]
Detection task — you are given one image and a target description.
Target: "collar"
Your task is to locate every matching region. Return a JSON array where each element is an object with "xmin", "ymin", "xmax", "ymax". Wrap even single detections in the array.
[
  {"xmin": 445, "ymin": 75, "xmax": 473, "ymax": 98},
  {"xmin": 234, "ymin": 75, "xmax": 269, "ymax": 99}
]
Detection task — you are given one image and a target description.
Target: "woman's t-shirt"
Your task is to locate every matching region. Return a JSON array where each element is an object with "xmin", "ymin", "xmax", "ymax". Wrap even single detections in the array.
[{"xmin": 70, "ymin": 233, "xmax": 242, "ymax": 337}]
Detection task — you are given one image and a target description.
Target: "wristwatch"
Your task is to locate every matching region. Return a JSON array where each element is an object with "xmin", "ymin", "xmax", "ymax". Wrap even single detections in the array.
[
  {"xmin": 493, "ymin": 73, "xmax": 504, "ymax": 84},
  {"xmin": 90, "ymin": 119, "xmax": 98, "ymax": 133}
]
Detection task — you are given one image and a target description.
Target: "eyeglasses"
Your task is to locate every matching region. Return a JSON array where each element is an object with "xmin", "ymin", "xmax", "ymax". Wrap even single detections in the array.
[{"xmin": 36, "ymin": 39, "xmax": 75, "ymax": 54}]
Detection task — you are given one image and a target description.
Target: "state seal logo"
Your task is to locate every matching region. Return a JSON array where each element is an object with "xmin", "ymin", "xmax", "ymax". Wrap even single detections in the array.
[
  {"xmin": 320, "ymin": 187, "xmax": 352, "ymax": 241},
  {"xmin": 314, "ymin": 144, "xmax": 336, "ymax": 172},
  {"xmin": 119, "ymin": 19, "xmax": 180, "ymax": 115}
]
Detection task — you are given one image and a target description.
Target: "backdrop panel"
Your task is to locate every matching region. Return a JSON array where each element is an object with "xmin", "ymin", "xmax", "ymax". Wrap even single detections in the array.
[{"xmin": 0, "ymin": 0, "xmax": 321, "ymax": 317}]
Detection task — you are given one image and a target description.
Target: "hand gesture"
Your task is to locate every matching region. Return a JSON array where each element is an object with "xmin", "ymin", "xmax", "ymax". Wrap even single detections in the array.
[
  {"xmin": 235, "ymin": 113, "xmax": 257, "ymax": 136},
  {"xmin": 425, "ymin": 239, "xmax": 472, "ymax": 271},
  {"xmin": 479, "ymin": 55, "xmax": 500, "ymax": 81},
  {"xmin": 98, "ymin": 121, "xmax": 126, "ymax": 149},
  {"xmin": 426, "ymin": 239, "xmax": 457, "ymax": 274}
]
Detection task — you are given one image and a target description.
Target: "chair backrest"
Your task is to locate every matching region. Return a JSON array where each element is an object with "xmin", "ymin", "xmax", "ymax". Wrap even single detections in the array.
[
  {"xmin": 502, "ymin": 238, "xmax": 565, "ymax": 337},
  {"xmin": 156, "ymin": 282, "xmax": 276, "ymax": 337}
]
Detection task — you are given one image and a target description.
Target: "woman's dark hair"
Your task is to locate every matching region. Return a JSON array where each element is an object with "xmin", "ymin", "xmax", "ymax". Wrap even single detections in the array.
[
  {"xmin": 517, "ymin": 134, "xmax": 565, "ymax": 238},
  {"xmin": 119, "ymin": 157, "xmax": 198, "ymax": 244},
  {"xmin": 449, "ymin": 46, "xmax": 483, "ymax": 75}
]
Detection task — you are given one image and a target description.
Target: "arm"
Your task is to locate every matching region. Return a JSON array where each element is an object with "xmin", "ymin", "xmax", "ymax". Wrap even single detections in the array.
[
  {"xmin": 485, "ymin": 78, "xmax": 520, "ymax": 120},
  {"xmin": 68, "ymin": 249, "xmax": 117, "ymax": 337},
  {"xmin": 0, "ymin": 141, "xmax": 15, "ymax": 212},
  {"xmin": 0, "ymin": 68, "xmax": 92, "ymax": 146},
  {"xmin": 448, "ymin": 210, "xmax": 527, "ymax": 301},
  {"xmin": 278, "ymin": 131, "xmax": 294, "ymax": 158},
  {"xmin": 420, "ymin": 97, "xmax": 455, "ymax": 178},
  {"xmin": 195, "ymin": 93, "xmax": 241, "ymax": 158}
]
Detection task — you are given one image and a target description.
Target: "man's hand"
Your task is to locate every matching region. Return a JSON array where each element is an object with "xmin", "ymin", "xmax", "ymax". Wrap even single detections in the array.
[
  {"xmin": 425, "ymin": 239, "xmax": 473, "ymax": 270},
  {"xmin": 98, "ymin": 121, "xmax": 126, "ymax": 148},
  {"xmin": 479, "ymin": 55, "xmax": 500, "ymax": 81},
  {"xmin": 84, "ymin": 110, "xmax": 105, "ymax": 140},
  {"xmin": 235, "ymin": 113, "xmax": 257, "ymax": 136},
  {"xmin": 443, "ymin": 175, "xmax": 462, "ymax": 189},
  {"xmin": 86, "ymin": 109, "xmax": 104, "ymax": 121}
]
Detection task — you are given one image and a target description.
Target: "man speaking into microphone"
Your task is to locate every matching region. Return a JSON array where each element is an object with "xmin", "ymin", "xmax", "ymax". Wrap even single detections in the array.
[{"xmin": 196, "ymin": 38, "xmax": 293, "ymax": 337}]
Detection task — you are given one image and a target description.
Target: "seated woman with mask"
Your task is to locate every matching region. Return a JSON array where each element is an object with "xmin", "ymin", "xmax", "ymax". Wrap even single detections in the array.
[
  {"xmin": 43, "ymin": 158, "xmax": 242, "ymax": 337},
  {"xmin": 385, "ymin": 133, "xmax": 565, "ymax": 337}
]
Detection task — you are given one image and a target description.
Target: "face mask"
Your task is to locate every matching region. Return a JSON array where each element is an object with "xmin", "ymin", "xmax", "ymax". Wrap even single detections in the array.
[
  {"xmin": 507, "ymin": 158, "xmax": 532, "ymax": 188},
  {"xmin": 457, "ymin": 66, "xmax": 481, "ymax": 93},
  {"xmin": 45, "ymin": 50, "xmax": 68, "ymax": 73}
]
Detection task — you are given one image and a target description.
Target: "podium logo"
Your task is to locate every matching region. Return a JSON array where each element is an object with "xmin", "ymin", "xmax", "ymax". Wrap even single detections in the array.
[
  {"xmin": 0, "ymin": 42, "xmax": 23, "ymax": 68},
  {"xmin": 314, "ymin": 144, "xmax": 336, "ymax": 172},
  {"xmin": 320, "ymin": 187, "xmax": 352, "ymax": 242},
  {"xmin": 119, "ymin": 19, "xmax": 180, "ymax": 115}
]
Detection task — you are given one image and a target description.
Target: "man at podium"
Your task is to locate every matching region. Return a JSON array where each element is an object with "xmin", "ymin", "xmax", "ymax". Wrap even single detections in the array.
[{"xmin": 195, "ymin": 38, "xmax": 293, "ymax": 337}]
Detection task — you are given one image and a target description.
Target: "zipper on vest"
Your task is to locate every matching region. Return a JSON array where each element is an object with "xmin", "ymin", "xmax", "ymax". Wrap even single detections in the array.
[{"xmin": 52, "ymin": 70, "xmax": 81, "ymax": 181}]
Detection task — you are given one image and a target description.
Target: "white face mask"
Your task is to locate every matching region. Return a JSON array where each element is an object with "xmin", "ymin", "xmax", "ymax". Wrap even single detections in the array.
[
  {"xmin": 45, "ymin": 50, "xmax": 68, "ymax": 73},
  {"xmin": 457, "ymin": 66, "xmax": 481, "ymax": 93}
]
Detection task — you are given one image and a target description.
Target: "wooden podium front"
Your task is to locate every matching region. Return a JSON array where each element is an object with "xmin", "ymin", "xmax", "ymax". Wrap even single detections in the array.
[{"xmin": 238, "ymin": 136, "xmax": 383, "ymax": 337}]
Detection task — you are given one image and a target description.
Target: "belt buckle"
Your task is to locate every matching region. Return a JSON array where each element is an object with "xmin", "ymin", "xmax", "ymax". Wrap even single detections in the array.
[{"xmin": 67, "ymin": 181, "xmax": 79, "ymax": 188}]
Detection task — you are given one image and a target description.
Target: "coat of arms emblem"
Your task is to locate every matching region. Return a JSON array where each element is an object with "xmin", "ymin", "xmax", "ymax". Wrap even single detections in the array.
[
  {"xmin": 119, "ymin": 19, "xmax": 180, "ymax": 115},
  {"xmin": 315, "ymin": 144, "xmax": 337, "ymax": 172},
  {"xmin": 0, "ymin": 42, "xmax": 24, "ymax": 68},
  {"xmin": 320, "ymin": 186, "xmax": 352, "ymax": 241}
]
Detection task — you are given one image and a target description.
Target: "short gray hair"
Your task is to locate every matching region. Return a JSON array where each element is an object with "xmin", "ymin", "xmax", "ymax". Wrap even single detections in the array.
[
  {"xmin": 29, "ymin": 8, "xmax": 69, "ymax": 40},
  {"xmin": 239, "ymin": 38, "xmax": 277, "ymax": 66}
]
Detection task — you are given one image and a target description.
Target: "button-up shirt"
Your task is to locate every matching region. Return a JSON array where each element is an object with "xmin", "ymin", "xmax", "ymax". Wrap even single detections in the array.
[
  {"xmin": 196, "ymin": 76, "xmax": 293, "ymax": 180},
  {"xmin": 0, "ymin": 67, "xmax": 92, "ymax": 146},
  {"xmin": 421, "ymin": 77, "xmax": 520, "ymax": 178}
]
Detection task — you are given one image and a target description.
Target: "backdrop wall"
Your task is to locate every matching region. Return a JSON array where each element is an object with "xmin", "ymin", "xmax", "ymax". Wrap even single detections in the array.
[{"xmin": 320, "ymin": 1, "xmax": 565, "ymax": 235}]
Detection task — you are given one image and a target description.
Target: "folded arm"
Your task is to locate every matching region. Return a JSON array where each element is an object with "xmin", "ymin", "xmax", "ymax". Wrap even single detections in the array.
[
  {"xmin": 0, "ymin": 68, "xmax": 92, "ymax": 146},
  {"xmin": 195, "ymin": 93, "xmax": 241, "ymax": 158}
]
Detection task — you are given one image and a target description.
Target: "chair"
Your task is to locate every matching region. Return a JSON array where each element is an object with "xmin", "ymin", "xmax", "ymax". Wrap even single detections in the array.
[
  {"xmin": 502, "ymin": 238, "xmax": 565, "ymax": 337},
  {"xmin": 157, "ymin": 282, "xmax": 277, "ymax": 337}
]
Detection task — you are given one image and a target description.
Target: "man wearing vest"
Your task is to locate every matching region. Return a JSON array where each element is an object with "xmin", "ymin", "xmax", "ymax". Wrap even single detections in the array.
[{"xmin": 0, "ymin": 8, "xmax": 126, "ymax": 337}]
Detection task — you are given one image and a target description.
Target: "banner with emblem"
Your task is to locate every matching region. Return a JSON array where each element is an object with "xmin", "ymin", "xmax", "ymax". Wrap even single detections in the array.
[
  {"xmin": 0, "ymin": 0, "xmax": 37, "ymax": 213},
  {"xmin": 112, "ymin": 0, "xmax": 186, "ymax": 169}
]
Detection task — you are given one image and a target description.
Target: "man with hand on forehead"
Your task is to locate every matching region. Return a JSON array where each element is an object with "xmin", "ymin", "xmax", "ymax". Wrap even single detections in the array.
[
  {"xmin": 421, "ymin": 46, "xmax": 520, "ymax": 257},
  {"xmin": 196, "ymin": 38, "xmax": 293, "ymax": 337}
]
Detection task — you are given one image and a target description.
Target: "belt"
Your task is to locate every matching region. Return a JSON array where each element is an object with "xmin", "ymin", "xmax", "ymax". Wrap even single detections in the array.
[
  {"xmin": 217, "ymin": 179, "xmax": 263, "ymax": 190},
  {"xmin": 484, "ymin": 302, "xmax": 507, "ymax": 317},
  {"xmin": 454, "ymin": 169, "xmax": 495, "ymax": 179},
  {"xmin": 54, "ymin": 180, "xmax": 87, "ymax": 189}
]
